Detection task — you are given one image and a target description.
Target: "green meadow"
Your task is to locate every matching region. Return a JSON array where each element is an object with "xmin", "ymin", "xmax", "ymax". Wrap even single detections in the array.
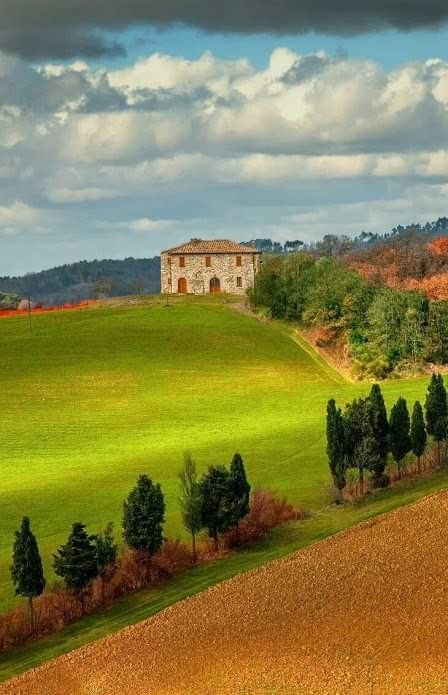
[{"xmin": 0, "ymin": 295, "xmax": 434, "ymax": 615}]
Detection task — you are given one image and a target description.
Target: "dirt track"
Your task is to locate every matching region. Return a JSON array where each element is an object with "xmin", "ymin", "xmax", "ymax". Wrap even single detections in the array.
[{"xmin": 4, "ymin": 492, "xmax": 448, "ymax": 695}]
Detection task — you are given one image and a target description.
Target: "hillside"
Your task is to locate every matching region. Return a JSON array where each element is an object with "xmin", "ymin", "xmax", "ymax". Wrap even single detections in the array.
[
  {"xmin": 0, "ymin": 257, "xmax": 161, "ymax": 305},
  {"xmin": 5, "ymin": 490, "xmax": 448, "ymax": 694},
  {"xmin": 0, "ymin": 297, "xmax": 430, "ymax": 613}
]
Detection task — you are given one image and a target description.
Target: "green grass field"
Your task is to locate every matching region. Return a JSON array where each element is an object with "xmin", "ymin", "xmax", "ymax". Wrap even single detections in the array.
[{"xmin": 0, "ymin": 296, "xmax": 433, "ymax": 614}]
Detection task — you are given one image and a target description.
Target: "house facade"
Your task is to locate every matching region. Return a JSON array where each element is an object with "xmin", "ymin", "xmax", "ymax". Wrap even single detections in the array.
[{"xmin": 161, "ymin": 239, "xmax": 261, "ymax": 295}]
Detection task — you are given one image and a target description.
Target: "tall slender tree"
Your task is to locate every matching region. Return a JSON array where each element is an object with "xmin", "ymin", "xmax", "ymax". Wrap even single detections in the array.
[
  {"xmin": 200, "ymin": 466, "xmax": 233, "ymax": 551},
  {"xmin": 123, "ymin": 475, "xmax": 165, "ymax": 556},
  {"xmin": 411, "ymin": 401, "xmax": 427, "ymax": 474},
  {"xmin": 368, "ymin": 384, "xmax": 390, "ymax": 484},
  {"xmin": 11, "ymin": 517, "xmax": 46, "ymax": 632},
  {"xmin": 53, "ymin": 522, "xmax": 98, "ymax": 612},
  {"xmin": 229, "ymin": 453, "xmax": 251, "ymax": 538},
  {"xmin": 425, "ymin": 373, "xmax": 448, "ymax": 466},
  {"xmin": 179, "ymin": 453, "xmax": 203, "ymax": 563},
  {"xmin": 389, "ymin": 397, "xmax": 412, "ymax": 478},
  {"xmin": 326, "ymin": 399, "xmax": 347, "ymax": 502},
  {"xmin": 95, "ymin": 523, "xmax": 117, "ymax": 604},
  {"xmin": 343, "ymin": 398, "xmax": 377, "ymax": 497}
]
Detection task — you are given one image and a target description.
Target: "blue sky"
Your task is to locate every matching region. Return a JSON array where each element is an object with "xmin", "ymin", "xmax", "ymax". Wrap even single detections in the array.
[
  {"xmin": 1, "ymin": 14, "xmax": 448, "ymax": 275},
  {"xmin": 116, "ymin": 25, "xmax": 448, "ymax": 71}
]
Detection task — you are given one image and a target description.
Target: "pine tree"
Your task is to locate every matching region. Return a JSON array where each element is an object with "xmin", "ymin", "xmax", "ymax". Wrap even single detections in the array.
[
  {"xmin": 229, "ymin": 453, "xmax": 251, "ymax": 538},
  {"xmin": 123, "ymin": 475, "xmax": 165, "ymax": 556},
  {"xmin": 389, "ymin": 397, "xmax": 412, "ymax": 478},
  {"xmin": 425, "ymin": 373, "xmax": 448, "ymax": 466},
  {"xmin": 326, "ymin": 399, "xmax": 347, "ymax": 502},
  {"xmin": 95, "ymin": 523, "xmax": 117, "ymax": 604},
  {"xmin": 179, "ymin": 454, "xmax": 203, "ymax": 563},
  {"xmin": 11, "ymin": 517, "xmax": 46, "ymax": 632},
  {"xmin": 200, "ymin": 465, "xmax": 233, "ymax": 551},
  {"xmin": 53, "ymin": 522, "xmax": 98, "ymax": 611},
  {"xmin": 411, "ymin": 401, "xmax": 427, "ymax": 474}
]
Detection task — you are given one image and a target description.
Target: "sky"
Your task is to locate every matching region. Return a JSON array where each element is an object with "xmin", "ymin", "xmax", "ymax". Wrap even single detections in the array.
[{"xmin": 1, "ymin": 2, "xmax": 448, "ymax": 275}]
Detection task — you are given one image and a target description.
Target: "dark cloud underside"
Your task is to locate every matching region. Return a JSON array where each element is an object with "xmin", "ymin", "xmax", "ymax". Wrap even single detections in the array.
[{"xmin": 1, "ymin": 0, "xmax": 448, "ymax": 59}]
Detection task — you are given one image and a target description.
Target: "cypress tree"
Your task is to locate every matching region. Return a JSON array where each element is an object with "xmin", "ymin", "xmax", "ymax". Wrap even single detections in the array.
[
  {"xmin": 425, "ymin": 373, "xmax": 448, "ymax": 466},
  {"xmin": 179, "ymin": 453, "xmax": 203, "ymax": 563},
  {"xmin": 389, "ymin": 397, "xmax": 412, "ymax": 478},
  {"xmin": 95, "ymin": 523, "xmax": 117, "ymax": 604},
  {"xmin": 53, "ymin": 522, "xmax": 98, "ymax": 612},
  {"xmin": 11, "ymin": 517, "xmax": 46, "ymax": 632},
  {"xmin": 368, "ymin": 384, "xmax": 390, "ymax": 483},
  {"xmin": 326, "ymin": 399, "xmax": 347, "ymax": 502},
  {"xmin": 123, "ymin": 475, "xmax": 165, "ymax": 556},
  {"xmin": 200, "ymin": 465, "xmax": 233, "ymax": 551},
  {"xmin": 343, "ymin": 398, "xmax": 375, "ymax": 497},
  {"xmin": 411, "ymin": 401, "xmax": 427, "ymax": 474},
  {"xmin": 229, "ymin": 453, "xmax": 251, "ymax": 538}
]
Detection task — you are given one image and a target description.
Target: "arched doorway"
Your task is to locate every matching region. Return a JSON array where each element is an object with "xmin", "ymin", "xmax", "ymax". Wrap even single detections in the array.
[
  {"xmin": 209, "ymin": 277, "xmax": 221, "ymax": 293},
  {"xmin": 178, "ymin": 277, "xmax": 187, "ymax": 294}
]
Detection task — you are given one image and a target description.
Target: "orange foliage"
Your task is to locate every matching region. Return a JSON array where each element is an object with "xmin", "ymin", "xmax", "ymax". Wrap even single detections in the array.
[
  {"xmin": 427, "ymin": 237, "xmax": 448, "ymax": 257},
  {"xmin": 406, "ymin": 273, "xmax": 448, "ymax": 300}
]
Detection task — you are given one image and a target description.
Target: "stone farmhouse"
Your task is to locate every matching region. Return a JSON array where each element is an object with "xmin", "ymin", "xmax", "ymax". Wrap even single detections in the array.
[{"xmin": 161, "ymin": 239, "xmax": 261, "ymax": 295}]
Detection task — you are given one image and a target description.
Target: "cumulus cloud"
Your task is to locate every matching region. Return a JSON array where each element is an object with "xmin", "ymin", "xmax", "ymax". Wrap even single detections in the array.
[
  {"xmin": 2, "ymin": 46, "xmax": 448, "ymax": 274},
  {"xmin": 2, "ymin": 1, "xmax": 448, "ymax": 59}
]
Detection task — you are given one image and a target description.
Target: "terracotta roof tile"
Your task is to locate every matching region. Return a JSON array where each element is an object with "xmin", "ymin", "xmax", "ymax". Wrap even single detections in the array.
[{"xmin": 162, "ymin": 239, "xmax": 259, "ymax": 254}]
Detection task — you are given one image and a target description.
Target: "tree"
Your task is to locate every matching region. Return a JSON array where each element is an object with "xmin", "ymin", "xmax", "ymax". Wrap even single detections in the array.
[
  {"xmin": 425, "ymin": 373, "xmax": 448, "ymax": 466},
  {"xmin": 200, "ymin": 466, "xmax": 233, "ymax": 551},
  {"xmin": 389, "ymin": 397, "xmax": 412, "ymax": 478},
  {"xmin": 343, "ymin": 398, "xmax": 377, "ymax": 496},
  {"xmin": 179, "ymin": 454, "xmax": 203, "ymax": 563},
  {"xmin": 53, "ymin": 522, "xmax": 98, "ymax": 612},
  {"xmin": 123, "ymin": 475, "xmax": 165, "ymax": 556},
  {"xmin": 229, "ymin": 453, "xmax": 251, "ymax": 537},
  {"xmin": 326, "ymin": 399, "xmax": 347, "ymax": 502},
  {"xmin": 95, "ymin": 523, "xmax": 118, "ymax": 604},
  {"xmin": 411, "ymin": 401, "xmax": 427, "ymax": 474},
  {"xmin": 368, "ymin": 384, "xmax": 390, "ymax": 484},
  {"xmin": 11, "ymin": 517, "xmax": 46, "ymax": 632}
]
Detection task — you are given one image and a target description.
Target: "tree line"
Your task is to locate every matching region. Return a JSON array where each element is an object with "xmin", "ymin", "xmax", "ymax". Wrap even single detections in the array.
[
  {"xmin": 251, "ymin": 252, "xmax": 448, "ymax": 378},
  {"xmin": 326, "ymin": 374, "xmax": 447, "ymax": 501},
  {"xmin": 10, "ymin": 454, "xmax": 250, "ymax": 633}
]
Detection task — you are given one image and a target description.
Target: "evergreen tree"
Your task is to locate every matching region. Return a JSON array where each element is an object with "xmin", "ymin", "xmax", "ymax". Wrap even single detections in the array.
[
  {"xmin": 179, "ymin": 454, "xmax": 203, "ymax": 563},
  {"xmin": 200, "ymin": 466, "xmax": 233, "ymax": 551},
  {"xmin": 326, "ymin": 399, "xmax": 347, "ymax": 502},
  {"xmin": 229, "ymin": 453, "xmax": 251, "ymax": 537},
  {"xmin": 11, "ymin": 517, "xmax": 46, "ymax": 632},
  {"xmin": 95, "ymin": 523, "xmax": 117, "ymax": 604},
  {"xmin": 425, "ymin": 373, "xmax": 448, "ymax": 466},
  {"xmin": 343, "ymin": 398, "xmax": 376, "ymax": 496},
  {"xmin": 53, "ymin": 522, "xmax": 98, "ymax": 611},
  {"xmin": 389, "ymin": 397, "xmax": 412, "ymax": 478},
  {"xmin": 123, "ymin": 475, "xmax": 165, "ymax": 556},
  {"xmin": 411, "ymin": 401, "xmax": 427, "ymax": 474},
  {"xmin": 368, "ymin": 384, "xmax": 390, "ymax": 483}
]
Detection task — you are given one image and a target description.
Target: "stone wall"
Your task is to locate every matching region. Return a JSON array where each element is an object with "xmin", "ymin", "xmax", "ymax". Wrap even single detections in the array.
[{"xmin": 161, "ymin": 252, "xmax": 261, "ymax": 295}]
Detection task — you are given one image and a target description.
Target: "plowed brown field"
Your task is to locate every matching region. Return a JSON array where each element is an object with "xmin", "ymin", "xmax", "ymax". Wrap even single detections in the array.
[{"xmin": 4, "ymin": 492, "xmax": 448, "ymax": 695}]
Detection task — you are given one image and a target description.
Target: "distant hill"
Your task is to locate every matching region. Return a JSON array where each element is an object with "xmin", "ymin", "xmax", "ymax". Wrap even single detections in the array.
[{"xmin": 0, "ymin": 257, "xmax": 161, "ymax": 305}]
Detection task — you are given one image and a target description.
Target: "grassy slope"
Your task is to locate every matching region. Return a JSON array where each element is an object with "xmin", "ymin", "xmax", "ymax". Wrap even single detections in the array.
[{"xmin": 0, "ymin": 294, "xmax": 444, "ymax": 680}]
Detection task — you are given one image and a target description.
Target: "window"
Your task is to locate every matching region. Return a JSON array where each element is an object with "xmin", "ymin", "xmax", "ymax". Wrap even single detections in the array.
[
  {"xmin": 205, "ymin": 256, "xmax": 211, "ymax": 267},
  {"xmin": 236, "ymin": 255, "xmax": 242, "ymax": 267},
  {"xmin": 179, "ymin": 256, "xmax": 185, "ymax": 268},
  {"xmin": 236, "ymin": 276, "xmax": 243, "ymax": 288},
  {"xmin": 167, "ymin": 256, "xmax": 172, "ymax": 266}
]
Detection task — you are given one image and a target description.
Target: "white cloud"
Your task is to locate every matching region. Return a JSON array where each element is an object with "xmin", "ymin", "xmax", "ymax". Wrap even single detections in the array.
[{"xmin": 2, "ymin": 47, "xmax": 448, "ymax": 274}]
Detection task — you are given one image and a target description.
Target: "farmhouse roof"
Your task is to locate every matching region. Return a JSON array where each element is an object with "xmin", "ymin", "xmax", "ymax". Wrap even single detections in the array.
[{"xmin": 162, "ymin": 239, "xmax": 259, "ymax": 254}]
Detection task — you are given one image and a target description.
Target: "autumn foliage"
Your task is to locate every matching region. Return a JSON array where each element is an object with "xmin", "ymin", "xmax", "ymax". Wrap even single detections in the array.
[{"xmin": 0, "ymin": 491, "xmax": 299, "ymax": 652}]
